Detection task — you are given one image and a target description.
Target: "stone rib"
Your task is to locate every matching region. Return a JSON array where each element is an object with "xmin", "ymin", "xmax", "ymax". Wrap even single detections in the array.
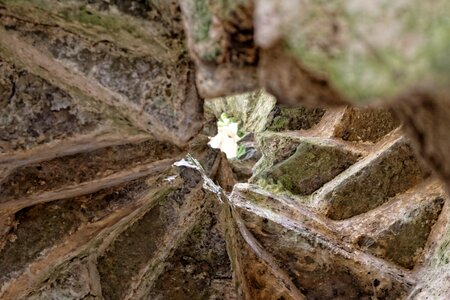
[
  {"xmin": 0, "ymin": 178, "xmax": 174, "ymax": 300},
  {"xmin": 0, "ymin": 158, "xmax": 177, "ymax": 215}
]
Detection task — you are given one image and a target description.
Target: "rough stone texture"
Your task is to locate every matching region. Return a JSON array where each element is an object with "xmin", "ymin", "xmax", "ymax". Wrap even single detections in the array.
[
  {"xmin": 205, "ymin": 90, "xmax": 276, "ymax": 134},
  {"xmin": 179, "ymin": 0, "xmax": 259, "ymax": 98},
  {"xmin": 338, "ymin": 181, "xmax": 446, "ymax": 269},
  {"xmin": 260, "ymin": 138, "xmax": 360, "ymax": 196},
  {"xmin": 0, "ymin": 139, "xmax": 182, "ymax": 203},
  {"xmin": 0, "ymin": 0, "xmax": 204, "ymax": 147},
  {"xmin": 0, "ymin": 3, "xmax": 225, "ymax": 294},
  {"xmin": 0, "ymin": 60, "xmax": 100, "ymax": 152},
  {"xmin": 316, "ymin": 137, "xmax": 428, "ymax": 220},
  {"xmin": 393, "ymin": 87, "xmax": 450, "ymax": 194},
  {"xmin": 1, "ymin": 1, "xmax": 450, "ymax": 299},
  {"xmin": 232, "ymin": 187, "xmax": 414, "ymax": 300},
  {"xmin": 179, "ymin": 0, "xmax": 450, "ymax": 218},
  {"xmin": 181, "ymin": 0, "xmax": 450, "ymax": 105},
  {"xmin": 27, "ymin": 258, "xmax": 101, "ymax": 300},
  {"xmin": 264, "ymin": 105, "xmax": 326, "ymax": 132},
  {"xmin": 333, "ymin": 107, "xmax": 400, "ymax": 143},
  {"xmin": 147, "ymin": 202, "xmax": 235, "ymax": 300},
  {"xmin": 225, "ymin": 104, "xmax": 448, "ymax": 299},
  {"xmin": 410, "ymin": 202, "xmax": 450, "ymax": 299},
  {"xmin": 0, "ymin": 134, "xmax": 227, "ymax": 299}
]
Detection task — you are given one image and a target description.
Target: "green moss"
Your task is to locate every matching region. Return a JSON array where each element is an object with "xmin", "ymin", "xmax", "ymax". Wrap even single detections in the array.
[
  {"xmin": 265, "ymin": 106, "xmax": 325, "ymax": 132},
  {"xmin": 432, "ymin": 229, "xmax": 450, "ymax": 267},
  {"xmin": 267, "ymin": 115, "xmax": 289, "ymax": 132},
  {"xmin": 281, "ymin": 0, "xmax": 450, "ymax": 103},
  {"xmin": 251, "ymin": 132, "xmax": 300, "ymax": 180},
  {"xmin": 59, "ymin": 6, "xmax": 140, "ymax": 37},
  {"xmin": 256, "ymin": 178, "xmax": 292, "ymax": 195},
  {"xmin": 1, "ymin": 0, "xmax": 50, "ymax": 10},
  {"xmin": 264, "ymin": 141, "xmax": 359, "ymax": 196},
  {"xmin": 191, "ymin": 0, "xmax": 213, "ymax": 42},
  {"xmin": 285, "ymin": 40, "xmax": 403, "ymax": 102}
]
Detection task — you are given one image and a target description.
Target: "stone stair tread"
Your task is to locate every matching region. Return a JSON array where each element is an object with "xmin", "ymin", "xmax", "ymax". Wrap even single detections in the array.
[
  {"xmin": 0, "ymin": 139, "xmax": 183, "ymax": 204},
  {"xmin": 313, "ymin": 136, "xmax": 428, "ymax": 219},
  {"xmin": 229, "ymin": 185, "xmax": 415, "ymax": 299},
  {"xmin": 337, "ymin": 180, "xmax": 446, "ymax": 269},
  {"xmin": 0, "ymin": 4, "xmax": 203, "ymax": 146},
  {"xmin": 0, "ymin": 173, "xmax": 176, "ymax": 299}
]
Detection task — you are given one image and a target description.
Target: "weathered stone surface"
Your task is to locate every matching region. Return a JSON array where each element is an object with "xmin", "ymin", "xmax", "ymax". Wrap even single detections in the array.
[
  {"xmin": 259, "ymin": 45, "xmax": 347, "ymax": 107},
  {"xmin": 334, "ymin": 107, "xmax": 399, "ymax": 143},
  {"xmin": 179, "ymin": 0, "xmax": 259, "ymax": 98},
  {"xmin": 205, "ymin": 90, "xmax": 276, "ymax": 133},
  {"xmin": 0, "ymin": 139, "xmax": 182, "ymax": 204},
  {"xmin": 222, "ymin": 201, "xmax": 306, "ymax": 300},
  {"xmin": 264, "ymin": 0, "xmax": 449, "ymax": 101},
  {"xmin": 264, "ymin": 105, "xmax": 326, "ymax": 132},
  {"xmin": 0, "ymin": 59, "xmax": 100, "ymax": 153},
  {"xmin": 393, "ymin": 87, "xmax": 450, "ymax": 194},
  {"xmin": 315, "ymin": 137, "xmax": 427, "ymax": 220},
  {"xmin": 1, "ymin": 1, "xmax": 450, "ymax": 299},
  {"xmin": 251, "ymin": 132, "xmax": 301, "ymax": 180},
  {"xmin": 97, "ymin": 169, "xmax": 205, "ymax": 300},
  {"xmin": 147, "ymin": 202, "xmax": 235, "ymax": 300},
  {"xmin": 181, "ymin": 0, "xmax": 450, "ymax": 106},
  {"xmin": 0, "ymin": 174, "xmax": 172, "ymax": 298},
  {"xmin": 230, "ymin": 184, "xmax": 415, "ymax": 299},
  {"xmin": 338, "ymin": 180, "xmax": 446, "ymax": 269},
  {"xmin": 220, "ymin": 101, "xmax": 448, "ymax": 299},
  {"xmin": 259, "ymin": 138, "xmax": 360, "ymax": 196},
  {"xmin": 0, "ymin": 135, "xmax": 226, "ymax": 299},
  {"xmin": 27, "ymin": 258, "xmax": 101, "ymax": 300},
  {"xmin": 410, "ymin": 202, "xmax": 450, "ymax": 299},
  {"xmin": 0, "ymin": 0, "xmax": 204, "ymax": 146}
]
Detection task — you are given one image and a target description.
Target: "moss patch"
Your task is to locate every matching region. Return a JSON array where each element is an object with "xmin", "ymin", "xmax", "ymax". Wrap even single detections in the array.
[
  {"xmin": 324, "ymin": 140, "xmax": 427, "ymax": 220},
  {"xmin": 358, "ymin": 197, "xmax": 445, "ymax": 269},
  {"xmin": 251, "ymin": 132, "xmax": 300, "ymax": 180},
  {"xmin": 263, "ymin": 140, "xmax": 360, "ymax": 195},
  {"xmin": 265, "ymin": 105, "xmax": 325, "ymax": 132}
]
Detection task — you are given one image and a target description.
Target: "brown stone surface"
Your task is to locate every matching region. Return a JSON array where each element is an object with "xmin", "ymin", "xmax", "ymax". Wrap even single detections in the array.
[
  {"xmin": 0, "ymin": 0, "xmax": 204, "ymax": 147},
  {"xmin": 0, "ymin": 1, "xmax": 450, "ymax": 299}
]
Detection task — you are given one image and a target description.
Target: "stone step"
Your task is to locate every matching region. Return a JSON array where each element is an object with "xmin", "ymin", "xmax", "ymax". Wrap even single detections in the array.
[
  {"xmin": 229, "ymin": 184, "xmax": 415, "ymax": 299},
  {"xmin": 0, "ymin": 133, "xmax": 150, "ymax": 177},
  {"xmin": 0, "ymin": 55, "xmax": 142, "ymax": 164},
  {"xmin": 313, "ymin": 136, "xmax": 428, "ymax": 220},
  {"xmin": 263, "ymin": 105, "xmax": 326, "ymax": 132},
  {"xmin": 252, "ymin": 131, "xmax": 367, "ymax": 182},
  {"xmin": 26, "ymin": 257, "xmax": 102, "ymax": 300},
  {"xmin": 0, "ymin": 143, "xmax": 222, "ymax": 300},
  {"xmin": 222, "ymin": 201, "xmax": 306, "ymax": 300},
  {"xmin": 0, "ymin": 3, "xmax": 203, "ymax": 146},
  {"xmin": 337, "ymin": 180, "xmax": 446, "ymax": 270},
  {"xmin": 0, "ymin": 172, "xmax": 176, "ymax": 299},
  {"xmin": 0, "ymin": 139, "xmax": 183, "ymax": 212},
  {"xmin": 333, "ymin": 107, "xmax": 400, "ymax": 143},
  {"xmin": 255, "ymin": 136, "xmax": 361, "ymax": 197},
  {"xmin": 96, "ymin": 169, "xmax": 209, "ymax": 300},
  {"xmin": 144, "ymin": 202, "xmax": 235, "ymax": 300}
]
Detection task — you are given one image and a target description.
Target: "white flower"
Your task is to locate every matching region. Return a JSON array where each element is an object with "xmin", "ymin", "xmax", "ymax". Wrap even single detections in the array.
[{"xmin": 208, "ymin": 121, "xmax": 240, "ymax": 159}]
